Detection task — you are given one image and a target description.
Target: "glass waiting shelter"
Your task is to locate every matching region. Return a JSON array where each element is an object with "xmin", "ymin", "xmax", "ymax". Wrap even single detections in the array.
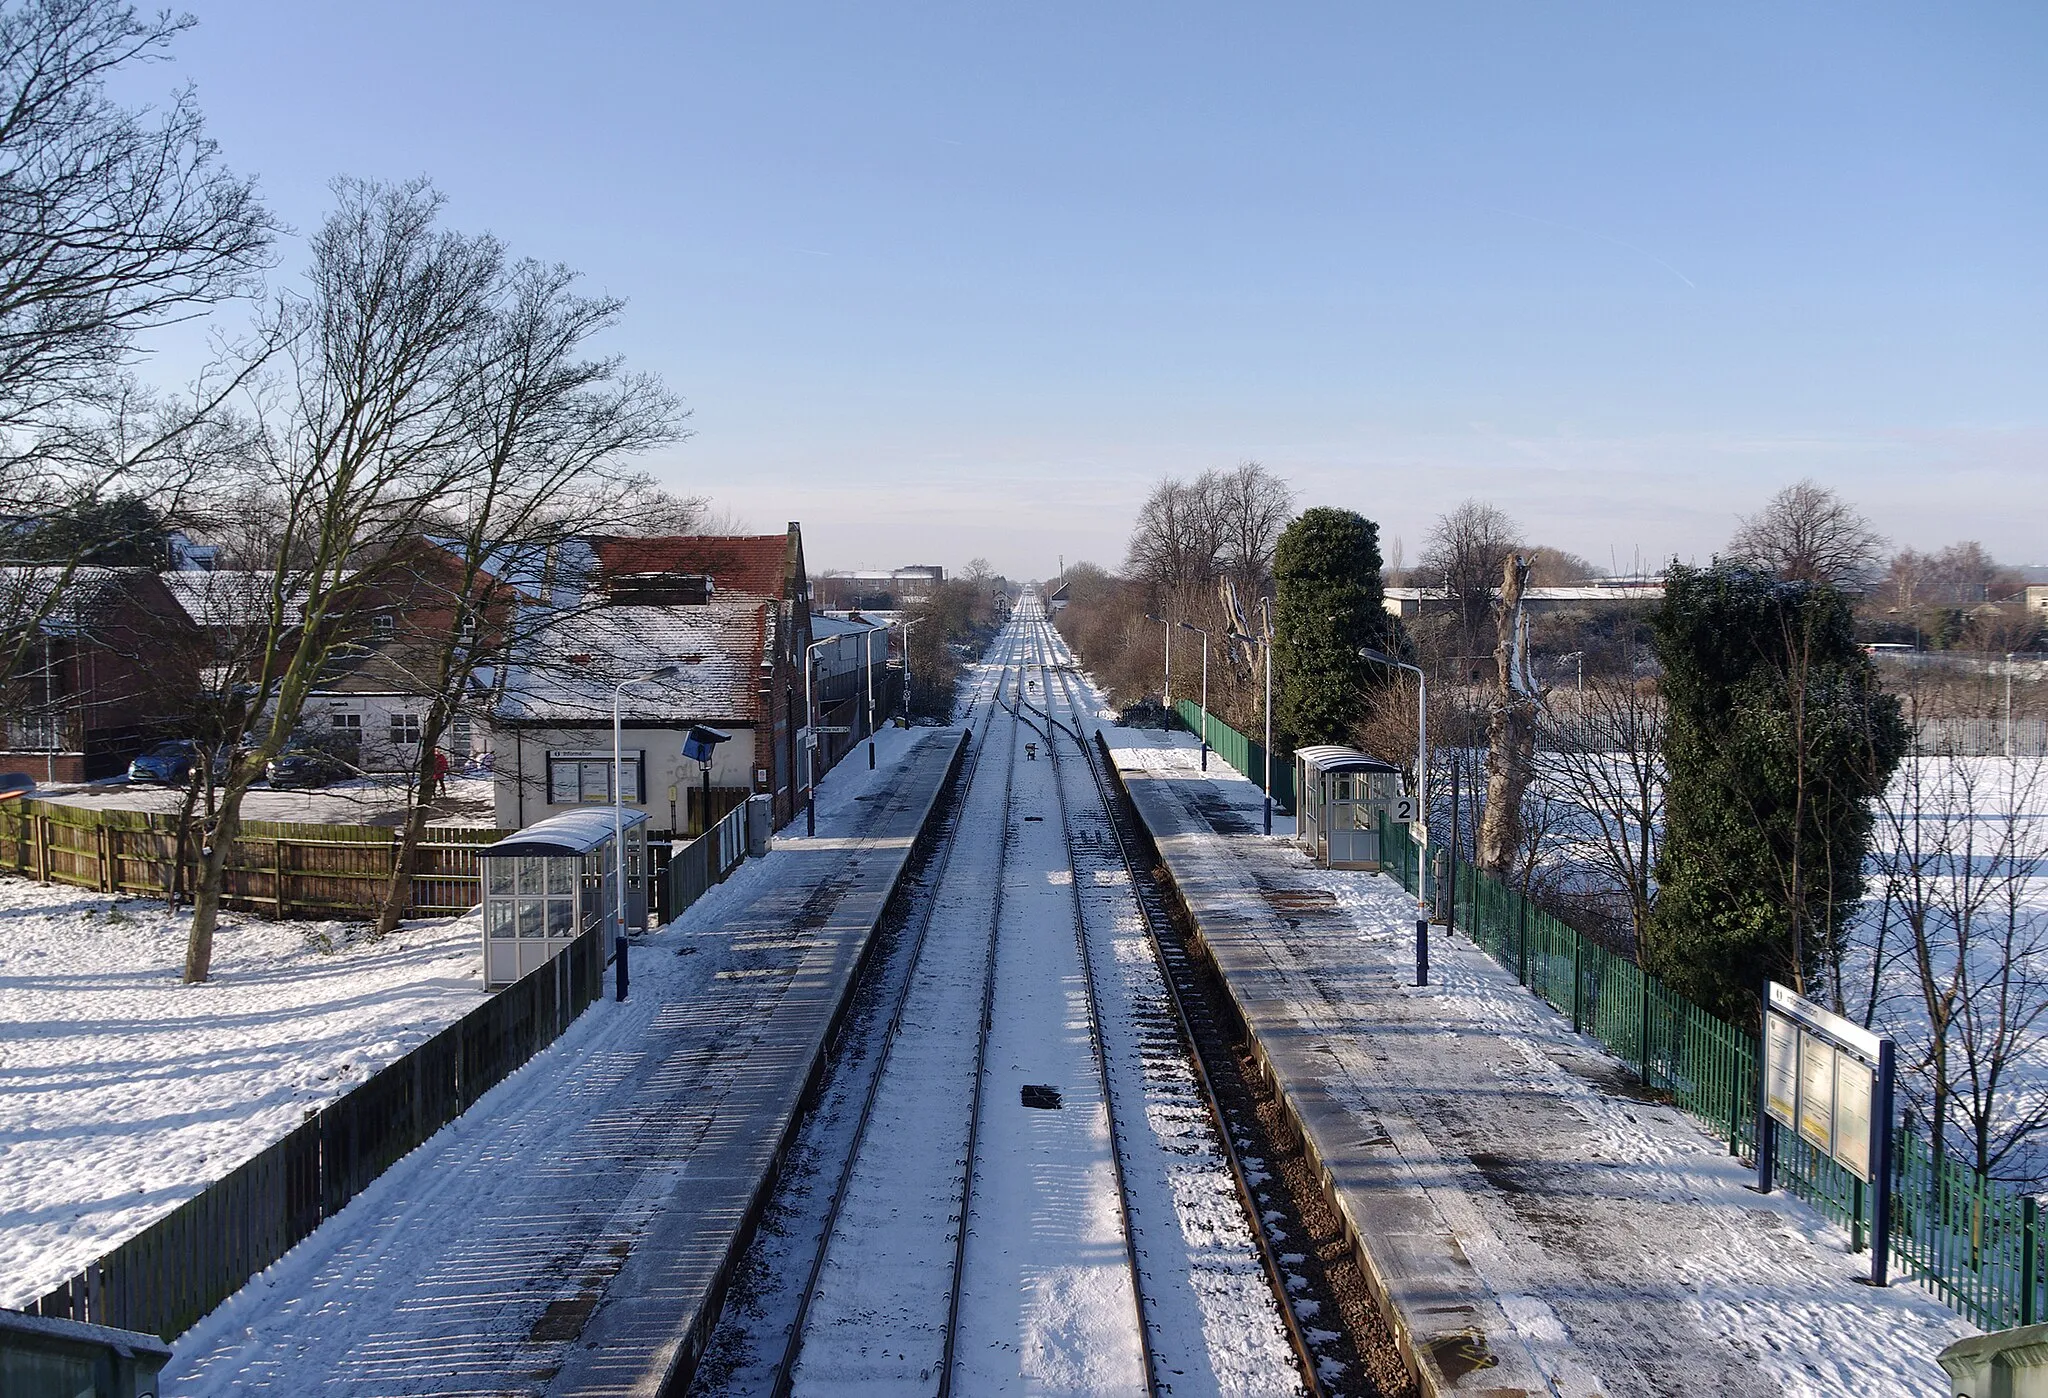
[
  {"xmin": 478, "ymin": 807, "xmax": 648, "ymax": 989},
  {"xmin": 1295, "ymin": 745, "xmax": 1407, "ymax": 870}
]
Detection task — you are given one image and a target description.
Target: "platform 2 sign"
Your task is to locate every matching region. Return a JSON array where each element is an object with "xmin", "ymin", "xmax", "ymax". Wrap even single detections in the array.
[{"xmin": 1756, "ymin": 980, "xmax": 1896, "ymax": 1284}]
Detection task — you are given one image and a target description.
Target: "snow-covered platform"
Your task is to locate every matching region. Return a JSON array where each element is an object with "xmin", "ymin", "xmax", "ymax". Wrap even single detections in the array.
[
  {"xmin": 1108, "ymin": 732, "xmax": 1971, "ymax": 1398},
  {"xmin": 165, "ymin": 726, "xmax": 966, "ymax": 1397}
]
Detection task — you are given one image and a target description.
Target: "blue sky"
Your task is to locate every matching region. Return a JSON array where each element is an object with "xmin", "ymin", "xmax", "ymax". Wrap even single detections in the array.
[{"xmin": 150, "ymin": 2, "xmax": 2044, "ymax": 578}]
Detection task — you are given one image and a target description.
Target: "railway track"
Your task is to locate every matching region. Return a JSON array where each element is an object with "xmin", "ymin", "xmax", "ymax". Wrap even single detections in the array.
[
  {"xmin": 727, "ymin": 601, "xmax": 1327, "ymax": 1398},
  {"xmin": 1034, "ymin": 618, "xmax": 1337, "ymax": 1398}
]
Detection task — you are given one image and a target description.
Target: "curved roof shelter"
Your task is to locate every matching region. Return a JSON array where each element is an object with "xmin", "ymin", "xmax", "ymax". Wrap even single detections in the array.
[
  {"xmin": 480, "ymin": 806, "xmax": 649, "ymax": 860},
  {"xmin": 1294, "ymin": 744, "xmax": 1402, "ymax": 777},
  {"xmin": 1295, "ymin": 745, "xmax": 1407, "ymax": 871}
]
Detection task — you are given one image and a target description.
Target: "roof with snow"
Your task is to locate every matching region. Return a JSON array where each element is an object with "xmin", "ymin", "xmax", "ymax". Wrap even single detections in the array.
[
  {"xmin": 2, "ymin": 567, "xmax": 169, "ymax": 636},
  {"xmin": 494, "ymin": 601, "xmax": 770, "ymax": 726},
  {"xmin": 587, "ymin": 533, "xmax": 794, "ymax": 603},
  {"xmin": 159, "ymin": 570, "xmax": 307, "ymax": 630},
  {"xmin": 481, "ymin": 806, "xmax": 648, "ymax": 858}
]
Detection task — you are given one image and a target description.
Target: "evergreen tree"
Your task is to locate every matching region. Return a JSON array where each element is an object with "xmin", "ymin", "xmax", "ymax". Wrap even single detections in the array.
[
  {"xmin": 1650, "ymin": 562, "xmax": 1908, "ymax": 1022},
  {"xmin": 1274, "ymin": 507, "xmax": 1388, "ymax": 747}
]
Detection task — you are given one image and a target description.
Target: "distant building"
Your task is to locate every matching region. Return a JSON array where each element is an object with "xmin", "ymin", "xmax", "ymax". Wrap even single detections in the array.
[
  {"xmin": 815, "ymin": 565, "xmax": 944, "ymax": 610},
  {"xmin": 1381, "ymin": 582, "xmax": 1664, "ymax": 621}
]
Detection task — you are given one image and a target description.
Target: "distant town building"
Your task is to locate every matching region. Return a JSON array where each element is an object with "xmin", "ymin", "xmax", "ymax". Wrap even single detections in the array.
[{"xmin": 814, "ymin": 565, "xmax": 945, "ymax": 610}]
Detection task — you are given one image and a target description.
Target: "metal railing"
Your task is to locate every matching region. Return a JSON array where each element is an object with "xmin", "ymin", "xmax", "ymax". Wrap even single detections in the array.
[
  {"xmin": 1378, "ymin": 817, "xmax": 2048, "ymax": 1331},
  {"xmin": 1172, "ymin": 700, "xmax": 1296, "ymax": 810},
  {"xmin": 666, "ymin": 796, "xmax": 752, "ymax": 921}
]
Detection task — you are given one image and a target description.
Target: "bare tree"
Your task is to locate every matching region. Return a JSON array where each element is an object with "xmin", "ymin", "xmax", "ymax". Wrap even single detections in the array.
[
  {"xmin": 0, "ymin": 0, "xmax": 273, "ymax": 665},
  {"xmin": 1532, "ymin": 669, "xmax": 1666, "ymax": 963},
  {"xmin": 182, "ymin": 177, "xmax": 503, "ymax": 983},
  {"xmin": 1417, "ymin": 499, "xmax": 1521, "ymax": 656},
  {"xmin": 368, "ymin": 258, "xmax": 685, "ymax": 936},
  {"xmin": 1124, "ymin": 471, "xmax": 1226, "ymax": 607},
  {"xmin": 1873, "ymin": 738, "xmax": 2048, "ymax": 1178},
  {"xmin": 1728, "ymin": 479, "xmax": 1884, "ymax": 587},
  {"xmin": 1477, "ymin": 552, "xmax": 1542, "ymax": 877},
  {"xmin": 1212, "ymin": 461, "xmax": 1293, "ymax": 599}
]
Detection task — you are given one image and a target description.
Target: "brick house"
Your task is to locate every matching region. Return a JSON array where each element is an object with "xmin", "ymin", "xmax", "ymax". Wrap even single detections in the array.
[
  {"xmin": 0, "ymin": 568, "xmax": 201, "ymax": 782},
  {"xmin": 491, "ymin": 525, "xmax": 816, "ymax": 833}
]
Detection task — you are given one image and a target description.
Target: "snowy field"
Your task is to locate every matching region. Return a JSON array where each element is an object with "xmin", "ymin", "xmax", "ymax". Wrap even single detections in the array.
[{"xmin": 0, "ymin": 880, "xmax": 489, "ymax": 1308}]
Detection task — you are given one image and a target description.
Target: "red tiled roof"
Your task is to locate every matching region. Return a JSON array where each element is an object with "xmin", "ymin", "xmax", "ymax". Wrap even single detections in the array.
[{"xmin": 588, "ymin": 534, "xmax": 791, "ymax": 603}]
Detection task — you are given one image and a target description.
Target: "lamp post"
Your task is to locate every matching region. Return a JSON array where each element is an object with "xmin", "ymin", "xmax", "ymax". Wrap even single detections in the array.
[
  {"xmin": 1179, "ymin": 621, "xmax": 1211, "ymax": 770},
  {"xmin": 864, "ymin": 621, "xmax": 880, "ymax": 769},
  {"xmin": 614, "ymin": 664, "xmax": 679, "ymax": 1001},
  {"xmin": 2007, "ymin": 652, "xmax": 2018, "ymax": 762},
  {"xmin": 1359, "ymin": 644, "xmax": 1428, "ymax": 912},
  {"xmin": 802, "ymin": 633, "xmax": 840, "ymax": 837},
  {"xmin": 898, "ymin": 616, "xmax": 921, "ymax": 724},
  {"xmin": 1146, "ymin": 613, "xmax": 1172, "ymax": 712}
]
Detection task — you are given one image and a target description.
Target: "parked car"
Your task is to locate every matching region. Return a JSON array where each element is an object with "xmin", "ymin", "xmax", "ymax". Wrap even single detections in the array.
[{"xmin": 266, "ymin": 748, "xmax": 354, "ymax": 789}]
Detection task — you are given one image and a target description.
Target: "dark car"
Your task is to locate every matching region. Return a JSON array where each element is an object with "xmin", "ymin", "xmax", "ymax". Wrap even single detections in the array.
[{"xmin": 266, "ymin": 749, "xmax": 353, "ymax": 789}]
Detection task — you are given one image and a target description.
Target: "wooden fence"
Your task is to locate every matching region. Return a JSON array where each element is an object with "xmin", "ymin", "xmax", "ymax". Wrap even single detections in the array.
[
  {"xmin": 25, "ymin": 923, "xmax": 607, "ymax": 1341},
  {"xmin": 0, "ymin": 799, "xmax": 510, "ymax": 920}
]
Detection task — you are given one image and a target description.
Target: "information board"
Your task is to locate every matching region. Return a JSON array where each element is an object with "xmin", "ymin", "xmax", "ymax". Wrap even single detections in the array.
[
  {"xmin": 1764, "ymin": 1013, "xmax": 1799, "ymax": 1128},
  {"xmin": 1757, "ymin": 981, "xmax": 1896, "ymax": 1283},
  {"xmin": 1797, "ymin": 1031, "xmax": 1838, "ymax": 1152}
]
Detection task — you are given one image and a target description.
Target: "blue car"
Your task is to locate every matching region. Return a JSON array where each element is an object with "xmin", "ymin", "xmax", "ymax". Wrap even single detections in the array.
[{"xmin": 127, "ymin": 741, "xmax": 234, "ymax": 785}]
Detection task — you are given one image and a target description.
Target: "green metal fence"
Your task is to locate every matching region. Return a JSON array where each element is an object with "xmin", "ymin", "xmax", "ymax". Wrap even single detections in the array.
[
  {"xmin": 1173, "ymin": 699, "xmax": 1295, "ymax": 811},
  {"xmin": 1378, "ymin": 820, "xmax": 2048, "ymax": 1331}
]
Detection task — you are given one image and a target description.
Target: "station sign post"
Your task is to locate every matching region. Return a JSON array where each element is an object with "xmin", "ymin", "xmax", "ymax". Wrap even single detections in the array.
[{"xmin": 1756, "ymin": 979, "xmax": 1897, "ymax": 1286}]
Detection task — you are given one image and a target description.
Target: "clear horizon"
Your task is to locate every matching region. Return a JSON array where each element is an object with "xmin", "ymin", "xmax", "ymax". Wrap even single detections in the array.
[{"xmin": 135, "ymin": 2, "xmax": 2046, "ymax": 579}]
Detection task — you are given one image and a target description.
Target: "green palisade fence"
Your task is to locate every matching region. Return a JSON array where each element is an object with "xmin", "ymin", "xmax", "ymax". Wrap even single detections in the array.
[
  {"xmin": 1173, "ymin": 700, "xmax": 1295, "ymax": 811},
  {"xmin": 1378, "ymin": 823, "xmax": 2048, "ymax": 1332}
]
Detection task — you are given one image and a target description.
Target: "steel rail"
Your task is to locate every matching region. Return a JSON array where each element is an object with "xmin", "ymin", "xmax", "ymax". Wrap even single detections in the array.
[
  {"xmin": 934, "ymin": 631, "xmax": 1027, "ymax": 1398},
  {"xmin": 1039, "ymin": 620, "xmax": 1334, "ymax": 1398},
  {"xmin": 1028, "ymin": 617, "xmax": 1166, "ymax": 1398},
  {"xmin": 769, "ymin": 627, "xmax": 1026, "ymax": 1398}
]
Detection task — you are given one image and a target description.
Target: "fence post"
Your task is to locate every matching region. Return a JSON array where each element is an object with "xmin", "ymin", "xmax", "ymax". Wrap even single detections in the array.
[
  {"xmin": 2024, "ymin": 1196, "xmax": 2039, "ymax": 1326},
  {"xmin": 274, "ymin": 839, "xmax": 291, "ymax": 921},
  {"xmin": 1869, "ymin": 1037, "xmax": 1896, "ymax": 1287},
  {"xmin": 1570, "ymin": 936, "xmax": 1584, "ymax": 1034}
]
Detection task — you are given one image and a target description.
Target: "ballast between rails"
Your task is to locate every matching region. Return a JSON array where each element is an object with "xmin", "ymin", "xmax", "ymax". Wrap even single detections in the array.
[{"xmin": 1035, "ymin": 615, "xmax": 1334, "ymax": 1398}]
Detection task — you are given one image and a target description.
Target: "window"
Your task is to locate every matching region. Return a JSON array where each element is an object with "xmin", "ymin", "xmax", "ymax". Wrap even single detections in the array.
[
  {"xmin": 370, "ymin": 612, "xmax": 395, "ymax": 639},
  {"xmin": 547, "ymin": 750, "xmax": 642, "ymax": 805},
  {"xmin": 390, "ymin": 713, "xmax": 422, "ymax": 746},
  {"xmin": 12, "ymin": 712, "xmax": 59, "ymax": 750}
]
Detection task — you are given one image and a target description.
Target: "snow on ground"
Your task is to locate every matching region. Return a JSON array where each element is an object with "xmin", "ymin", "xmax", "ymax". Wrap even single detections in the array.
[
  {"xmin": 28, "ymin": 773, "xmax": 500, "ymax": 827},
  {"xmin": 1112, "ymin": 733, "xmax": 1976, "ymax": 1398},
  {"xmin": 163, "ymin": 722, "xmax": 941, "ymax": 1394},
  {"xmin": 0, "ymin": 883, "xmax": 488, "ymax": 1308}
]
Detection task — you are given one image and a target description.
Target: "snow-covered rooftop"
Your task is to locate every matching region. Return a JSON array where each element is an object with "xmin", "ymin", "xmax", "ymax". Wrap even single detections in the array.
[{"xmin": 494, "ymin": 601, "xmax": 769, "ymax": 726}]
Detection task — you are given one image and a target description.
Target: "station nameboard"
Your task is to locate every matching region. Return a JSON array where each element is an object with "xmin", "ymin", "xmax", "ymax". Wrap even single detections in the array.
[{"xmin": 1756, "ymin": 980, "xmax": 1897, "ymax": 1285}]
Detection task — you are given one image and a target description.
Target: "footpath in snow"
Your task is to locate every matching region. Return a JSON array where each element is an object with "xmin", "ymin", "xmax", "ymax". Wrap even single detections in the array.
[
  {"xmin": 1108, "ymin": 728, "xmax": 1973, "ymax": 1398},
  {"xmin": 159, "ymin": 724, "xmax": 962, "ymax": 1396}
]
